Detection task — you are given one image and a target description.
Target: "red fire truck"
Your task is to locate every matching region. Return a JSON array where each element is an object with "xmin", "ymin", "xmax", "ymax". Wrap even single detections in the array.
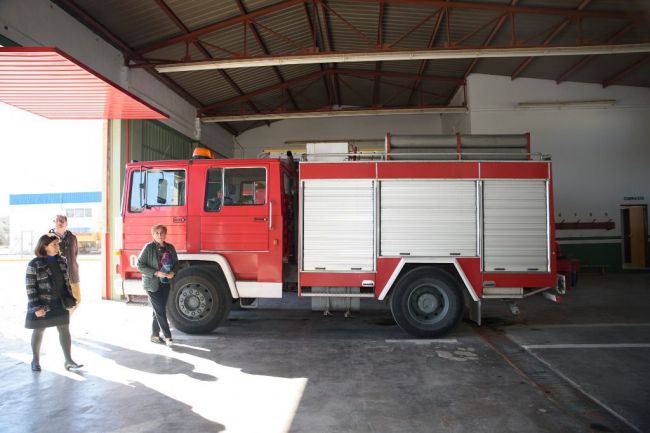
[{"xmin": 117, "ymin": 133, "xmax": 560, "ymax": 338}]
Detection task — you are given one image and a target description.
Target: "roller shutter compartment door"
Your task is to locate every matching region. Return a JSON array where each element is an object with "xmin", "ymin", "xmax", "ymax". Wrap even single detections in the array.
[
  {"xmin": 483, "ymin": 180, "xmax": 549, "ymax": 272},
  {"xmin": 302, "ymin": 179, "xmax": 375, "ymax": 271},
  {"xmin": 380, "ymin": 180, "xmax": 477, "ymax": 256}
]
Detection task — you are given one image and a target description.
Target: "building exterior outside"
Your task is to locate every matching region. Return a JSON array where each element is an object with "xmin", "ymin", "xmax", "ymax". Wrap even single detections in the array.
[{"xmin": 8, "ymin": 192, "xmax": 102, "ymax": 254}]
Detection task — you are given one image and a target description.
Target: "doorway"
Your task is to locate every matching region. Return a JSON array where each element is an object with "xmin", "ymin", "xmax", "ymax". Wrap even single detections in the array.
[{"xmin": 621, "ymin": 204, "xmax": 649, "ymax": 268}]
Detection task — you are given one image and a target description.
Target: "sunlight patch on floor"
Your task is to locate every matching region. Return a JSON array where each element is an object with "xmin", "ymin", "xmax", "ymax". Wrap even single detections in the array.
[{"xmin": 80, "ymin": 334, "xmax": 307, "ymax": 433}]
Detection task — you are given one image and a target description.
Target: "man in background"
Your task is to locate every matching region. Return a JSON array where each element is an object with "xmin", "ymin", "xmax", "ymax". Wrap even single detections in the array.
[{"xmin": 50, "ymin": 215, "xmax": 81, "ymax": 311}]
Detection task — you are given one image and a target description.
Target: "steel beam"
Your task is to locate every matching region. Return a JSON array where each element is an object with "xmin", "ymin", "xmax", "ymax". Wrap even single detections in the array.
[
  {"xmin": 52, "ymin": 0, "xmax": 203, "ymax": 108},
  {"xmin": 317, "ymin": 0, "xmax": 341, "ymax": 106},
  {"xmin": 234, "ymin": 0, "xmax": 299, "ymax": 111},
  {"xmin": 408, "ymin": 4, "xmax": 446, "ymax": 106},
  {"xmin": 511, "ymin": 0, "xmax": 592, "ymax": 80},
  {"xmin": 200, "ymin": 70, "xmax": 324, "ymax": 113},
  {"xmin": 199, "ymin": 68, "xmax": 462, "ymax": 114},
  {"xmin": 156, "ymin": 43, "xmax": 650, "ymax": 72},
  {"xmin": 133, "ymin": 0, "xmax": 306, "ymax": 56},
  {"xmin": 372, "ymin": 3, "xmax": 385, "ymax": 106},
  {"xmin": 134, "ymin": 0, "xmax": 650, "ymax": 57},
  {"xmin": 302, "ymin": 3, "xmax": 332, "ymax": 105},
  {"xmin": 555, "ymin": 23, "xmax": 634, "ymax": 84},
  {"xmin": 462, "ymin": 1, "xmax": 518, "ymax": 77},
  {"xmin": 201, "ymin": 106, "xmax": 467, "ymax": 122},
  {"xmin": 602, "ymin": 54, "xmax": 650, "ymax": 87},
  {"xmin": 153, "ymin": 0, "xmax": 265, "ymax": 125}
]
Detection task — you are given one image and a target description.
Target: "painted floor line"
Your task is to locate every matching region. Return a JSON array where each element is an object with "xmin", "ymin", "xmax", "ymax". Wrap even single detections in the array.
[
  {"xmin": 510, "ymin": 323, "xmax": 650, "ymax": 329},
  {"xmin": 524, "ymin": 348, "xmax": 644, "ymax": 433},
  {"xmin": 523, "ymin": 343, "xmax": 650, "ymax": 350},
  {"xmin": 385, "ymin": 338, "xmax": 458, "ymax": 344}
]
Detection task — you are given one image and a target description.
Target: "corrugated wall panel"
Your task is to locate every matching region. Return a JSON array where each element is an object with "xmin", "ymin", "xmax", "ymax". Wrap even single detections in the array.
[
  {"xmin": 483, "ymin": 180, "xmax": 549, "ymax": 272},
  {"xmin": 380, "ymin": 180, "xmax": 477, "ymax": 256},
  {"xmin": 302, "ymin": 179, "xmax": 375, "ymax": 271},
  {"xmin": 129, "ymin": 120, "xmax": 196, "ymax": 161}
]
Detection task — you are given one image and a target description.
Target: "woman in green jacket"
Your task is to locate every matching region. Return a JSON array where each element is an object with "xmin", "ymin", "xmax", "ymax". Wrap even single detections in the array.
[{"xmin": 137, "ymin": 224, "xmax": 179, "ymax": 346}]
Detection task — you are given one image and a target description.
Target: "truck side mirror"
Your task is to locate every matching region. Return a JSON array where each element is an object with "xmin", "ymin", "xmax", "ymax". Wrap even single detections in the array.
[{"xmin": 157, "ymin": 177, "xmax": 168, "ymax": 204}]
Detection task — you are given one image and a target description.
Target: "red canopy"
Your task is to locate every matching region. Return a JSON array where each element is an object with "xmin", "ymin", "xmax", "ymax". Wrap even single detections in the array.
[{"xmin": 0, "ymin": 47, "xmax": 167, "ymax": 119}]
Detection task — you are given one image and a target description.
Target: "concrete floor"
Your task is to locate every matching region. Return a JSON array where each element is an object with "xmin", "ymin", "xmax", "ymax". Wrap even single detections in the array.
[{"xmin": 0, "ymin": 258, "xmax": 648, "ymax": 433}]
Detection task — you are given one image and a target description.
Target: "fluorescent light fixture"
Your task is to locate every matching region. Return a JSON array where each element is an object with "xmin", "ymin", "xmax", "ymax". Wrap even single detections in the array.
[
  {"xmin": 156, "ymin": 43, "xmax": 650, "ymax": 73},
  {"xmin": 516, "ymin": 99, "xmax": 616, "ymax": 109},
  {"xmin": 201, "ymin": 106, "xmax": 468, "ymax": 122}
]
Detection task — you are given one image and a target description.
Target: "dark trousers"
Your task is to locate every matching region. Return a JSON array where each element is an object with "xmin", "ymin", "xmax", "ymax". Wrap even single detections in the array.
[{"xmin": 148, "ymin": 283, "xmax": 171, "ymax": 339}]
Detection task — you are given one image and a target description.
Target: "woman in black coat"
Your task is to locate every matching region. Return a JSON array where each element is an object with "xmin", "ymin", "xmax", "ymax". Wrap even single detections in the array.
[{"xmin": 25, "ymin": 234, "xmax": 83, "ymax": 372}]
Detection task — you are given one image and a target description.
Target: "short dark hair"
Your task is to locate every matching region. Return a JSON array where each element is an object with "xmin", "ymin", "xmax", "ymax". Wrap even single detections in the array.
[
  {"xmin": 34, "ymin": 234, "xmax": 59, "ymax": 257},
  {"xmin": 54, "ymin": 214, "xmax": 67, "ymax": 223}
]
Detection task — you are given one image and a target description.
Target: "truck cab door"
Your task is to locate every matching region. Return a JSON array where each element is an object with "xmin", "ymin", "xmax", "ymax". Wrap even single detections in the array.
[{"xmin": 200, "ymin": 165, "xmax": 270, "ymax": 252}]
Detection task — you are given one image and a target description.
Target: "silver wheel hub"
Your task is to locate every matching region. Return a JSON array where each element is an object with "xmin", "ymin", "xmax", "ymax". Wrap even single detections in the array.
[
  {"xmin": 417, "ymin": 293, "xmax": 439, "ymax": 314},
  {"xmin": 406, "ymin": 282, "xmax": 450, "ymax": 325},
  {"xmin": 178, "ymin": 285, "xmax": 208, "ymax": 319}
]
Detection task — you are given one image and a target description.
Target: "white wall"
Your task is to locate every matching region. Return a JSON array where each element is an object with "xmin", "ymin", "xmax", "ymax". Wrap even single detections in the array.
[
  {"xmin": 0, "ymin": 0, "xmax": 233, "ymax": 154},
  {"xmin": 236, "ymin": 73, "xmax": 650, "ymax": 246},
  {"xmin": 235, "ymin": 114, "xmax": 445, "ymax": 158},
  {"xmin": 199, "ymin": 121, "xmax": 235, "ymax": 158},
  {"xmin": 466, "ymin": 74, "xmax": 650, "ymax": 238}
]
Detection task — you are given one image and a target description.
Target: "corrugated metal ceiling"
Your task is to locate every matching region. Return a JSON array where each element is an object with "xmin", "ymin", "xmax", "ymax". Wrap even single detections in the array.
[{"xmin": 48, "ymin": 0, "xmax": 650, "ymax": 133}]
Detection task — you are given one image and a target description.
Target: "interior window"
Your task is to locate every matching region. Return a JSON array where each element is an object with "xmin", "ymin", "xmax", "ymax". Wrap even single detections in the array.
[
  {"xmin": 129, "ymin": 169, "xmax": 186, "ymax": 212},
  {"xmin": 223, "ymin": 168, "xmax": 266, "ymax": 206}
]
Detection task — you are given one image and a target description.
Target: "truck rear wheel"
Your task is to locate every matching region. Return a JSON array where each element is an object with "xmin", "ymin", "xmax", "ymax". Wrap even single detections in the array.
[
  {"xmin": 168, "ymin": 267, "xmax": 232, "ymax": 334},
  {"xmin": 390, "ymin": 267, "xmax": 463, "ymax": 338}
]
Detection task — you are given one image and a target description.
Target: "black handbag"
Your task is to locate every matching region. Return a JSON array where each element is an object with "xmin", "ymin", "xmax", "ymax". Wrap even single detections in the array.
[{"xmin": 60, "ymin": 292, "xmax": 77, "ymax": 310}]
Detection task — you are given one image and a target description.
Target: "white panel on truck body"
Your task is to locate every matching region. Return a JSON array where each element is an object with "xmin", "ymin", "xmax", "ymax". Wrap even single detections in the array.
[
  {"xmin": 302, "ymin": 179, "xmax": 375, "ymax": 271},
  {"xmin": 306, "ymin": 142, "xmax": 350, "ymax": 161},
  {"xmin": 483, "ymin": 180, "xmax": 549, "ymax": 272},
  {"xmin": 380, "ymin": 180, "xmax": 478, "ymax": 256}
]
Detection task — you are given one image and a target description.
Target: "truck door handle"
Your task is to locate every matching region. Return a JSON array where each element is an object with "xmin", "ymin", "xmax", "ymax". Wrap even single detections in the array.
[
  {"xmin": 254, "ymin": 217, "xmax": 268, "ymax": 222},
  {"xmin": 173, "ymin": 217, "xmax": 186, "ymax": 222}
]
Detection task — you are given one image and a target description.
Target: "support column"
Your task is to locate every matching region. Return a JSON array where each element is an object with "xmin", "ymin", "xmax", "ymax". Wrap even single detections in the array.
[{"xmin": 103, "ymin": 119, "xmax": 128, "ymax": 300}]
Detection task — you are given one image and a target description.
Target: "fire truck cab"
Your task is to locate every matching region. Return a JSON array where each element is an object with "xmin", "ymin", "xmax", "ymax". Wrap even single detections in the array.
[
  {"xmin": 118, "ymin": 134, "xmax": 558, "ymax": 338},
  {"xmin": 119, "ymin": 157, "xmax": 296, "ymax": 333}
]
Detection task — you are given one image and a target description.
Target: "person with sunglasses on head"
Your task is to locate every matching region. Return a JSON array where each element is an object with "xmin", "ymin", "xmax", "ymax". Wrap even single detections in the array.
[
  {"xmin": 137, "ymin": 224, "xmax": 179, "ymax": 347},
  {"xmin": 25, "ymin": 234, "xmax": 83, "ymax": 372},
  {"xmin": 49, "ymin": 214, "xmax": 81, "ymax": 313}
]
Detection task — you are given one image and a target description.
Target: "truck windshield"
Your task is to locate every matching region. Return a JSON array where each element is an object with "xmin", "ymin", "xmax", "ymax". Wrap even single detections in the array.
[{"xmin": 129, "ymin": 169, "xmax": 186, "ymax": 212}]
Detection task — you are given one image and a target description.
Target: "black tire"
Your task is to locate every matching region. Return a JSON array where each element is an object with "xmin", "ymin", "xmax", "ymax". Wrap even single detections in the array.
[
  {"xmin": 390, "ymin": 267, "xmax": 464, "ymax": 338},
  {"xmin": 168, "ymin": 267, "xmax": 232, "ymax": 334}
]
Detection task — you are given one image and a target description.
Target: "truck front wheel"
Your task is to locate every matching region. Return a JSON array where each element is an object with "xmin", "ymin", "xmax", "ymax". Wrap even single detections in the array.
[
  {"xmin": 168, "ymin": 267, "xmax": 232, "ymax": 334},
  {"xmin": 390, "ymin": 267, "xmax": 464, "ymax": 338}
]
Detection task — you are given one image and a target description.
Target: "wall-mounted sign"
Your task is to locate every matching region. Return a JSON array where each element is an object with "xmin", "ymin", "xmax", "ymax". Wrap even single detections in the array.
[{"xmin": 623, "ymin": 196, "xmax": 645, "ymax": 201}]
